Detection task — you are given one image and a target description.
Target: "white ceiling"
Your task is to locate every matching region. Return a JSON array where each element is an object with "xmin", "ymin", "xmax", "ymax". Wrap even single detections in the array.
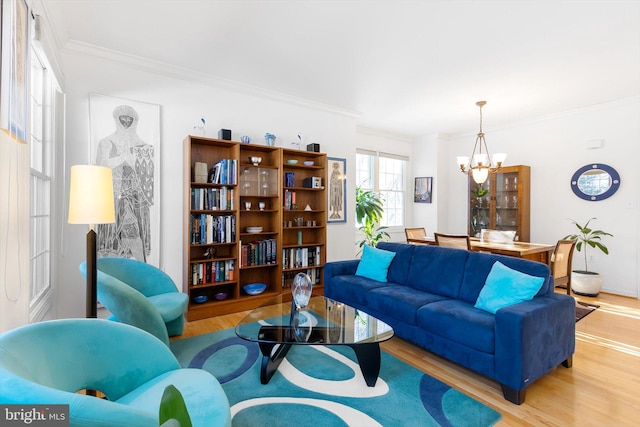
[{"xmin": 41, "ymin": 0, "xmax": 640, "ymax": 137}]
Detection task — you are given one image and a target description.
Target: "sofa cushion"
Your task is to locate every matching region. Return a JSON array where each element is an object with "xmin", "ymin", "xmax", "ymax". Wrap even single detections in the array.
[
  {"xmin": 406, "ymin": 245, "xmax": 469, "ymax": 299},
  {"xmin": 376, "ymin": 242, "xmax": 415, "ymax": 285},
  {"xmin": 367, "ymin": 286, "xmax": 448, "ymax": 325},
  {"xmin": 474, "ymin": 261, "xmax": 545, "ymax": 314},
  {"xmin": 356, "ymin": 245, "xmax": 396, "ymax": 282},
  {"xmin": 417, "ymin": 299, "xmax": 496, "ymax": 354},
  {"xmin": 325, "ymin": 275, "xmax": 388, "ymax": 306},
  {"xmin": 459, "ymin": 252, "xmax": 552, "ymax": 304}
]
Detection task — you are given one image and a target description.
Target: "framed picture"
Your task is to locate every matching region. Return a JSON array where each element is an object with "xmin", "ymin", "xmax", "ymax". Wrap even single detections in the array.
[
  {"xmin": 327, "ymin": 157, "xmax": 347, "ymax": 223},
  {"xmin": 89, "ymin": 93, "xmax": 161, "ymax": 266},
  {"xmin": 414, "ymin": 177, "xmax": 433, "ymax": 203},
  {"xmin": 0, "ymin": 0, "xmax": 29, "ymax": 143}
]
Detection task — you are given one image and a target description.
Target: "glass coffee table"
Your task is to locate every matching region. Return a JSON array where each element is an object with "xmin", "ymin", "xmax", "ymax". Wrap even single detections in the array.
[{"xmin": 235, "ymin": 294, "xmax": 394, "ymax": 387}]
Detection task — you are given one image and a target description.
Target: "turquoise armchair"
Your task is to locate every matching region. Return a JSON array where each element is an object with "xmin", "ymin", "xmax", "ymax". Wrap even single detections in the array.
[
  {"xmin": 0, "ymin": 319, "xmax": 231, "ymax": 427},
  {"xmin": 80, "ymin": 257, "xmax": 188, "ymax": 342}
]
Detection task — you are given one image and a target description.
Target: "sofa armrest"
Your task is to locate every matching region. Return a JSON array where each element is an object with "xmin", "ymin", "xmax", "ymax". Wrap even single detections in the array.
[
  {"xmin": 325, "ymin": 260, "xmax": 360, "ymax": 278},
  {"xmin": 494, "ymin": 293, "xmax": 575, "ymax": 391}
]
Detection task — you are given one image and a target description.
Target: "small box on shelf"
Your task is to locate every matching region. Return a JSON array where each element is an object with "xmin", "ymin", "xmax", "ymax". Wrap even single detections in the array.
[
  {"xmin": 306, "ymin": 143, "xmax": 320, "ymax": 152},
  {"xmin": 302, "ymin": 177, "xmax": 322, "ymax": 189}
]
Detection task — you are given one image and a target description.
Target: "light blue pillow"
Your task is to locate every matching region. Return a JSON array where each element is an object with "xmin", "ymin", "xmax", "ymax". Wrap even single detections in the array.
[
  {"xmin": 355, "ymin": 245, "xmax": 396, "ymax": 282},
  {"xmin": 474, "ymin": 261, "xmax": 545, "ymax": 314}
]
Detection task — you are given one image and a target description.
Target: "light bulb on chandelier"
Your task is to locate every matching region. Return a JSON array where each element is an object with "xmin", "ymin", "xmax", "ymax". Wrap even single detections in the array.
[{"xmin": 456, "ymin": 101, "xmax": 506, "ymax": 184}]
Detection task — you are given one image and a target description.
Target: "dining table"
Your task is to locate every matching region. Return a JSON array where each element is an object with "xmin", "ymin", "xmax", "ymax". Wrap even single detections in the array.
[{"xmin": 406, "ymin": 236, "xmax": 556, "ymax": 266}]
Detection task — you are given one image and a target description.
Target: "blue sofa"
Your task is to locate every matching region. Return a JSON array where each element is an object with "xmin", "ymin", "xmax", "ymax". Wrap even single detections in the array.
[{"xmin": 324, "ymin": 242, "xmax": 575, "ymax": 404}]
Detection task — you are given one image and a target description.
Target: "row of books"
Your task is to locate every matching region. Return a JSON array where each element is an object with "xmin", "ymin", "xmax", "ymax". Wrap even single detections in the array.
[
  {"xmin": 190, "ymin": 214, "xmax": 236, "ymax": 244},
  {"xmin": 190, "ymin": 260, "xmax": 235, "ymax": 285},
  {"xmin": 283, "ymin": 189, "xmax": 297, "ymax": 210},
  {"xmin": 209, "ymin": 159, "xmax": 237, "ymax": 185},
  {"xmin": 191, "ymin": 187, "xmax": 234, "ymax": 211},
  {"xmin": 282, "ymin": 268, "xmax": 321, "ymax": 289},
  {"xmin": 282, "ymin": 246, "xmax": 321, "ymax": 269},
  {"xmin": 240, "ymin": 239, "xmax": 277, "ymax": 267}
]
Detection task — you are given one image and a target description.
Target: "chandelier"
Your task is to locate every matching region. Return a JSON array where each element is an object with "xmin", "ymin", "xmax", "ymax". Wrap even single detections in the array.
[{"xmin": 456, "ymin": 101, "xmax": 506, "ymax": 184}]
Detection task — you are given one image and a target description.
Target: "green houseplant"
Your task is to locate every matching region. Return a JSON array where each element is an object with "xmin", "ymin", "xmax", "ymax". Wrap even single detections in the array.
[
  {"xmin": 355, "ymin": 186, "xmax": 389, "ymax": 252},
  {"xmin": 563, "ymin": 217, "xmax": 613, "ymax": 296}
]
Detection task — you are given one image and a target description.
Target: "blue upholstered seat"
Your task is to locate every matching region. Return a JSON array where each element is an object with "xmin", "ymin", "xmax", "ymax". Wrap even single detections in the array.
[
  {"xmin": 0, "ymin": 319, "xmax": 231, "ymax": 427},
  {"xmin": 80, "ymin": 257, "xmax": 188, "ymax": 345}
]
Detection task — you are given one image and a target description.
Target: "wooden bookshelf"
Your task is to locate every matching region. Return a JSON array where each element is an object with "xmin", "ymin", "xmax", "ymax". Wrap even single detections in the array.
[{"xmin": 183, "ymin": 137, "xmax": 327, "ymax": 320}]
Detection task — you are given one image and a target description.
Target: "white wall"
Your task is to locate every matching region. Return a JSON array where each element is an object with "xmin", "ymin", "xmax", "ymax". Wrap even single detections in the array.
[
  {"xmin": 56, "ymin": 49, "xmax": 359, "ymax": 318},
  {"xmin": 437, "ymin": 97, "xmax": 640, "ymax": 297},
  {"xmin": 0, "ymin": 133, "xmax": 30, "ymax": 332}
]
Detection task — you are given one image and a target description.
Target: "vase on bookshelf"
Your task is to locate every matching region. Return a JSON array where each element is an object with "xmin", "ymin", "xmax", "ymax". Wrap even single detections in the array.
[{"xmin": 292, "ymin": 272, "xmax": 312, "ymax": 309}]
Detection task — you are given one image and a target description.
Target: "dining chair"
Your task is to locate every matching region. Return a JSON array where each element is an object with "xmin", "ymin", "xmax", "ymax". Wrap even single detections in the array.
[
  {"xmin": 551, "ymin": 239, "xmax": 577, "ymax": 295},
  {"xmin": 434, "ymin": 233, "xmax": 472, "ymax": 250},
  {"xmin": 405, "ymin": 227, "xmax": 427, "ymax": 243}
]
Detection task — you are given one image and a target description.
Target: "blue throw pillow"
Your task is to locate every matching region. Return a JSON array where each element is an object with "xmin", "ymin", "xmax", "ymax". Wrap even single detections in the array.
[
  {"xmin": 474, "ymin": 261, "xmax": 545, "ymax": 314},
  {"xmin": 355, "ymin": 245, "xmax": 396, "ymax": 282}
]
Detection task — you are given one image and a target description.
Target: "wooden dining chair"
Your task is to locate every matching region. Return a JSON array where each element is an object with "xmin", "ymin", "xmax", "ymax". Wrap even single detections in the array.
[
  {"xmin": 434, "ymin": 233, "xmax": 472, "ymax": 250},
  {"xmin": 551, "ymin": 239, "xmax": 577, "ymax": 295},
  {"xmin": 405, "ymin": 227, "xmax": 427, "ymax": 244}
]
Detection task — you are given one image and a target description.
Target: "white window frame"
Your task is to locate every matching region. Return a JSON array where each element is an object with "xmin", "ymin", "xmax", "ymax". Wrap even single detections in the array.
[
  {"xmin": 29, "ymin": 27, "xmax": 60, "ymax": 323},
  {"xmin": 355, "ymin": 149, "xmax": 408, "ymax": 230}
]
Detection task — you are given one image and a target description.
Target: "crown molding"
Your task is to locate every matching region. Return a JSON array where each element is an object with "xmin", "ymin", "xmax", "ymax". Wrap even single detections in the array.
[
  {"xmin": 450, "ymin": 95, "xmax": 640, "ymax": 139},
  {"xmin": 356, "ymin": 125, "xmax": 414, "ymax": 143},
  {"xmin": 62, "ymin": 40, "xmax": 360, "ymax": 119}
]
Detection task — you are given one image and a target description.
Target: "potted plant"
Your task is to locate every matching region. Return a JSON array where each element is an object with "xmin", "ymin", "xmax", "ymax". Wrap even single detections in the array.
[
  {"xmin": 563, "ymin": 217, "xmax": 613, "ymax": 296},
  {"xmin": 355, "ymin": 186, "xmax": 389, "ymax": 253}
]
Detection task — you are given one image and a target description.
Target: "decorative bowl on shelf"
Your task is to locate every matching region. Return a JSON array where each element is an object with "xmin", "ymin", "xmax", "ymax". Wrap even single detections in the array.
[
  {"xmin": 286, "ymin": 159, "xmax": 298, "ymax": 164},
  {"xmin": 243, "ymin": 283, "xmax": 267, "ymax": 295},
  {"xmin": 214, "ymin": 292, "xmax": 228, "ymax": 301},
  {"xmin": 249, "ymin": 156, "xmax": 262, "ymax": 166},
  {"xmin": 193, "ymin": 295, "xmax": 208, "ymax": 304},
  {"xmin": 246, "ymin": 226, "xmax": 263, "ymax": 233},
  {"xmin": 303, "ymin": 160, "xmax": 314, "ymax": 166}
]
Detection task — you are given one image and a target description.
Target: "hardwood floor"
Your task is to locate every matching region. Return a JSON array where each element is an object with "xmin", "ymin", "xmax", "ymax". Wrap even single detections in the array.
[{"xmin": 176, "ymin": 291, "xmax": 640, "ymax": 426}]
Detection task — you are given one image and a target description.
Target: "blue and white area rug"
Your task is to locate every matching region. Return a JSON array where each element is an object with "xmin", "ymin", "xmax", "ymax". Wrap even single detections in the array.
[{"xmin": 171, "ymin": 328, "xmax": 501, "ymax": 426}]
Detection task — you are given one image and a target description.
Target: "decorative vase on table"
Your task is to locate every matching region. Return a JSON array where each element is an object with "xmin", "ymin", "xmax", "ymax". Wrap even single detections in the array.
[{"xmin": 292, "ymin": 272, "xmax": 312, "ymax": 309}]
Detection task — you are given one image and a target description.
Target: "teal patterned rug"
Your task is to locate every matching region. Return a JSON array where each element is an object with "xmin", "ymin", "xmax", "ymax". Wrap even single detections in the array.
[{"xmin": 170, "ymin": 329, "xmax": 501, "ymax": 426}]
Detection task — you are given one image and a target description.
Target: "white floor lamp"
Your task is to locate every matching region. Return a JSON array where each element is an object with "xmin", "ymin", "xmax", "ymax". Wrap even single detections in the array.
[{"xmin": 68, "ymin": 165, "xmax": 115, "ymax": 318}]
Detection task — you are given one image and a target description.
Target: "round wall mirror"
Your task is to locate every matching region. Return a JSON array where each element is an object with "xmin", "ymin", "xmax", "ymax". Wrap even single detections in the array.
[{"xmin": 570, "ymin": 164, "xmax": 620, "ymax": 201}]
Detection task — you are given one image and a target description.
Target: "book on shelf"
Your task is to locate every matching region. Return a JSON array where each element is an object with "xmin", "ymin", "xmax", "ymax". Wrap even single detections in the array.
[
  {"xmin": 281, "ymin": 268, "xmax": 320, "ymax": 289},
  {"xmin": 282, "ymin": 246, "xmax": 321, "ymax": 269},
  {"xmin": 191, "ymin": 187, "xmax": 234, "ymax": 211},
  {"xmin": 284, "ymin": 189, "xmax": 297, "ymax": 210},
  {"xmin": 240, "ymin": 238, "xmax": 277, "ymax": 267},
  {"xmin": 190, "ymin": 214, "xmax": 236, "ymax": 244},
  {"xmin": 190, "ymin": 259, "xmax": 235, "ymax": 285},
  {"xmin": 209, "ymin": 159, "xmax": 237, "ymax": 185}
]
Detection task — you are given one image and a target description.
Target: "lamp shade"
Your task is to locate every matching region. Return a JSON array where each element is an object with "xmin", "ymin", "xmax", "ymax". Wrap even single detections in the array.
[
  {"xmin": 472, "ymin": 168, "xmax": 489, "ymax": 184},
  {"xmin": 68, "ymin": 165, "xmax": 116, "ymax": 224}
]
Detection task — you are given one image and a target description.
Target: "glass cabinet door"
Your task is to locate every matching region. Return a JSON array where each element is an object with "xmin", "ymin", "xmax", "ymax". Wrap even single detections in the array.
[
  {"xmin": 494, "ymin": 170, "xmax": 519, "ymax": 237},
  {"xmin": 469, "ymin": 179, "xmax": 491, "ymax": 237},
  {"xmin": 467, "ymin": 165, "xmax": 530, "ymax": 241}
]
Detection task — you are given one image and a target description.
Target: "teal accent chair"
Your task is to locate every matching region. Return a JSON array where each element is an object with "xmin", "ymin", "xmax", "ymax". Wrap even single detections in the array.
[
  {"xmin": 80, "ymin": 257, "xmax": 188, "ymax": 344},
  {"xmin": 0, "ymin": 319, "xmax": 231, "ymax": 427}
]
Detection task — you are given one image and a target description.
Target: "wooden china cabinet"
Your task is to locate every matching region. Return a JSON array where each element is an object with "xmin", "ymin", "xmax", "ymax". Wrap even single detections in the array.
[{"xmin": 467, "ymin": 165, "xmax": 530, "ymax": 242}]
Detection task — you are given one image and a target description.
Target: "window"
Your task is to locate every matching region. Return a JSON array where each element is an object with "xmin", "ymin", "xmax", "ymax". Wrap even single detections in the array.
[
  {"xmin": 356, "ymin": 150, "xmax": 407, "ymax": 227},
  {"xmin": 29, "ymin": 43, "xmax": 56, "ymax": 320}
]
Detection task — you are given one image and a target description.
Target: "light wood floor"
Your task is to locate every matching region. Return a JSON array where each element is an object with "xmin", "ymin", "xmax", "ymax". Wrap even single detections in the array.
[{"xmin": 176, "ymin": 291, "xmax": 640, "ymax": 426}]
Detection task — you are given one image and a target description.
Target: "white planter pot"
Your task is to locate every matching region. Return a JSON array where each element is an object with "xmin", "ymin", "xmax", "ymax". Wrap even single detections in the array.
[{"xmin": 571, "ymin": 271, "xmax": 603, "ymax": 296}]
